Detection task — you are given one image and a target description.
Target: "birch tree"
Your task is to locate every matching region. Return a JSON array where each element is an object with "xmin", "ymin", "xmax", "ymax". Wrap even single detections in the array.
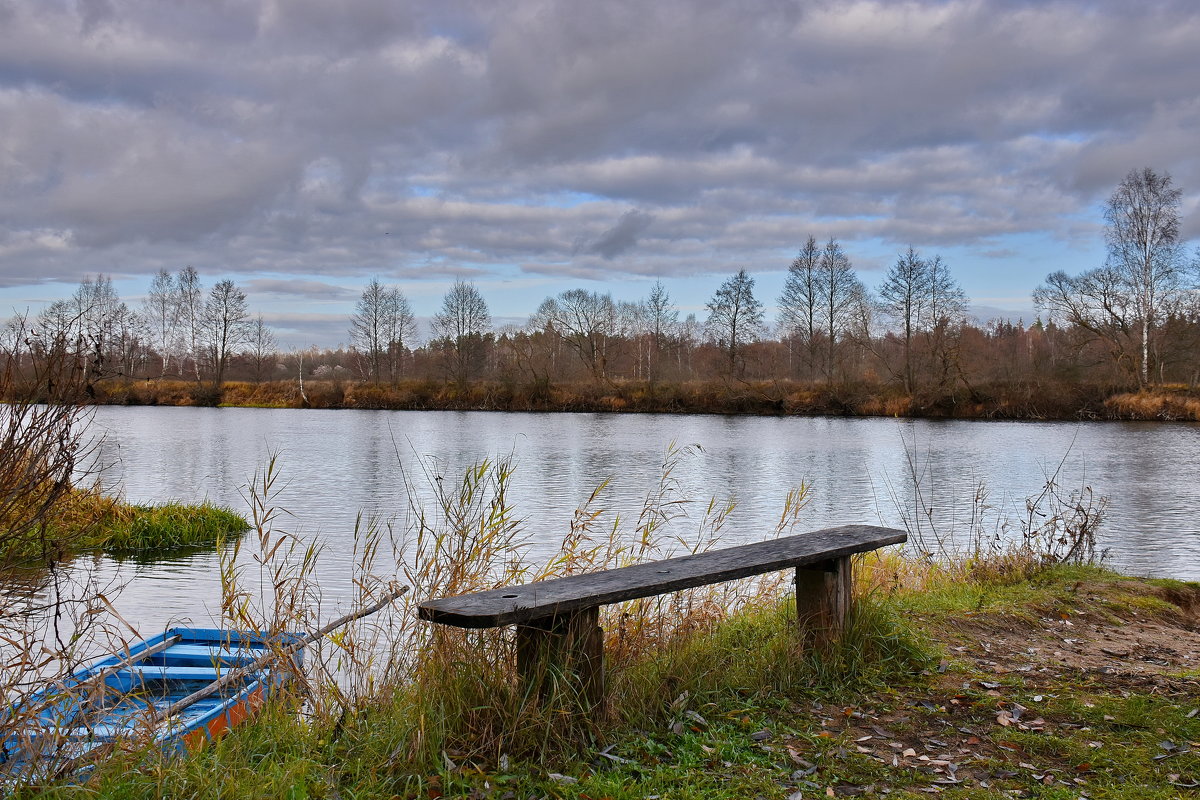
[
  {"xmin": 176, "ymin": 266, "xmax": 204, "ymax": 380},
  {"xmin": 1104, "ymin": 167, "xmax": 1186, "ymax": 385},
  {"xmin": 142, "ymin": 269, "xmax": 179, "ymax": 377},
  {"xmin": 1035, "ymin": 168, "xmax": 1188, "ymax": 385}
]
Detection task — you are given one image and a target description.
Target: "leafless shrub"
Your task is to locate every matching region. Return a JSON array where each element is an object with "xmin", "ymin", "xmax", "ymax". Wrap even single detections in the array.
[
  {"xmin": 0, "ymin": 314, "xmax": 141, "ymax": 782},
  {"xmin": 879, "ymin": 428, "xmax": 1106, "ymax": 580}
]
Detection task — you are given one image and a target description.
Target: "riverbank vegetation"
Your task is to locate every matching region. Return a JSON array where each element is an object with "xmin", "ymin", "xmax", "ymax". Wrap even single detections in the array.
[
  {"xmin": 8, "ymin": 450, "xmax": 1196, "ymax": 797},
  {"xmin": 78, "ymin": 375, "xmax": 1200, "ymax": 421},
  {"xmin": 5, "ymin": 168, "xmax": 1198, "ymax": 421}
]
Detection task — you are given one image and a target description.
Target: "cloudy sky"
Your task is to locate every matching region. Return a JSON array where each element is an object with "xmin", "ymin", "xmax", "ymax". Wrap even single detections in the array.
[{"xmin": 2, "ymin": 0, "xmax": 1198, "ymax": 346}]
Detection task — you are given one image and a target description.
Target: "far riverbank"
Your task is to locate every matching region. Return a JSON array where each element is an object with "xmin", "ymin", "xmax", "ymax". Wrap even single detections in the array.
[{"xmin": 86, "ymin": 378, "xmax": 1200, "ymax": 422}]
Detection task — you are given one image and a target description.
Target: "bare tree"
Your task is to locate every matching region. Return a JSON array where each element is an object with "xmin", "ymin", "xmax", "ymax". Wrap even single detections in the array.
[
  {"xmin": 533, "ymin": 288, "xmax": 618, "ymax": 382},
  {"xmin": 383, "ymin": 289, "xmax": 418, "ymax": 382},
  {"xmin": 922, "ymin": 255, "xmax": 968, "ymax": 390},
  {"xmin": 644, "ymin": 280, "xmax": 678, "ymax": 383},
  {"xmin": 705, "ymin": 269, "xmax": 764, "ymax": 377},
  {"xmin": 778, "ymin": 235, "xmax": 821, "ymax": 378},
  {"xmin": 431, "ymin": 280, "xmax": 491, "ymax": 382},
  {"xmin": 0, "ymin": 314, "xmax": 96, "ymax": 566},
  {"xmin": 245, "ymin": 315, "xmax": 277, "ymax": 383},
  {"xmin": 176, "ymin": 266, "xmax": 204, "ymax": 380},
  {"xmin": 816, "ymin": 238, "xmax": 864, "ymax": 378},
  {"xmin": 1034, "ymin": 266, "xmax": 1137, "ymax": 377},
  {"xmin": 349, "ymin": 278, "xmax": 392, "ymax": 382},
  {"xmin": 1035, "ymin": 168, "xmax": 1188, "ymax": 385},
  {"xmin": 200, "ymin": 279, "xmax": 251, "ymax": 385},
  {"xmin": 1104, "ymin": 167, "xmax": 1186, "ymax": 385},
  {"xmin": 878, "ymin": 247, "xmax": 928, "ymax": 392},
  {"xmin": 142, "ymin": 269, "xmax": 180, "ymax": 378},
  {"xmin": 38, "ymin": 275, "xmax": 141, "ymax": 381}
]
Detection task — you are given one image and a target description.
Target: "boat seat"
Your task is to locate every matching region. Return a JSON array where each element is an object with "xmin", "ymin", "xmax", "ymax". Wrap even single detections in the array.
[
  {"xmin": 156, "ymin": 644, "xmax": 266, "ymax": 664},
  {"xmin": 123, "ymin": 665, "xmax": 228, "ymax": 682}
]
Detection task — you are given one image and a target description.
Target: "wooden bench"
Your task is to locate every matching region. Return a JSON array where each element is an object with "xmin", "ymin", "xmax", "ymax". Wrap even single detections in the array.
[{"xmin": 418, "ymin": 524, "xmax": 905, "ymax": 708}]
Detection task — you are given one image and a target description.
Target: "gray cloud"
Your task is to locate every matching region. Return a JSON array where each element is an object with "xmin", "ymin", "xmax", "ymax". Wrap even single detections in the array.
[
  {"xmin": 0, "ymin": 0, "xmax": 1197, "ymax": 291},
  {"xmin": 245, "ymin": 278, "xmax": 354, "ymax": 300},
  {"xmin": 573, "ymin": 209, "xmax": 654, "ymax": 260}
]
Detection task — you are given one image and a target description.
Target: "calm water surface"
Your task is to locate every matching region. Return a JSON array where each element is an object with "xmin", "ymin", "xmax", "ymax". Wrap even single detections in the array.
[{"xmin": 74, "ymin": 407, "xmax": 1200, "ymax": 632}]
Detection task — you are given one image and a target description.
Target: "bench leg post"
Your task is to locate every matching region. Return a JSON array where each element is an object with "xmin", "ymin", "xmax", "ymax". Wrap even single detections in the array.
[
  {"xmin": 795, "ymin": 556, "xmax": 851, "ymax": 645},
  {"xmin": 516, "ymin": 606, "xmax": 604, "ymax": 711}
]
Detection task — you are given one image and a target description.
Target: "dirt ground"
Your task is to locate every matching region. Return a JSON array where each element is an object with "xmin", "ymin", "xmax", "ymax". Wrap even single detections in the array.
[{"xmin": 779, "ymin": 578, "xmax": 1200, "ymax": 796}]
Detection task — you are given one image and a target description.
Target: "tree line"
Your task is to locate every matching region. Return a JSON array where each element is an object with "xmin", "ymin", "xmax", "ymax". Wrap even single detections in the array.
[{"xmin": 4, "ymin": 168, "xmax": 1198, "ymax": 405}]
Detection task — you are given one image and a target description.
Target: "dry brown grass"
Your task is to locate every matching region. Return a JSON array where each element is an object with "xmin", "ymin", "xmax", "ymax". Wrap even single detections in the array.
[{"xmin": 1104, "ymin": 389, "xmax": 1200, "ymax": 420}]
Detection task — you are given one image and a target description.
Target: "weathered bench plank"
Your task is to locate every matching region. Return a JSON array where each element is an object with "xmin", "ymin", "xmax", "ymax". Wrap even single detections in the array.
[{"xmin": 418, "ymin": 524, "xmax": 905, "ymax": 628}]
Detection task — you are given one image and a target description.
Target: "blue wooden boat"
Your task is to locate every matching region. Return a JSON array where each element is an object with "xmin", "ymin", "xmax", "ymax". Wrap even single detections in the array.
[
  {"xmin": 2, "ymin": 587, "xmax": 404, "ymax": 780},
  {"xmin": 2, "ymin": 627, "xmax": 304, "ymax": 777}
]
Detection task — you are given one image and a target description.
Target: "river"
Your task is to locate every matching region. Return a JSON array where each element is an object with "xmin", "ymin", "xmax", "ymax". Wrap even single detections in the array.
[{"xmin": 67, "ymin": 407, "xmax": 1200, "ymax": 633}]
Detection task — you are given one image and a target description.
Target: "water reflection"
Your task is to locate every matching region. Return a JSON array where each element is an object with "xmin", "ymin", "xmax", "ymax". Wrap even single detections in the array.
[{"xmin": 67, "ymin": 407, "xmax": 1200, "ymax": 633}]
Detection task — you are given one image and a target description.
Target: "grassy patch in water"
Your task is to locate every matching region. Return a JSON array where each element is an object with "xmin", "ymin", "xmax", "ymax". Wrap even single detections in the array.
[
  {"xmin": 94, "ymin": 501, "xmax": 249, "ymax": 554},
  {"xmin": 3, "ymin": 487, "xmax": 249, "ymax": 562}
]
